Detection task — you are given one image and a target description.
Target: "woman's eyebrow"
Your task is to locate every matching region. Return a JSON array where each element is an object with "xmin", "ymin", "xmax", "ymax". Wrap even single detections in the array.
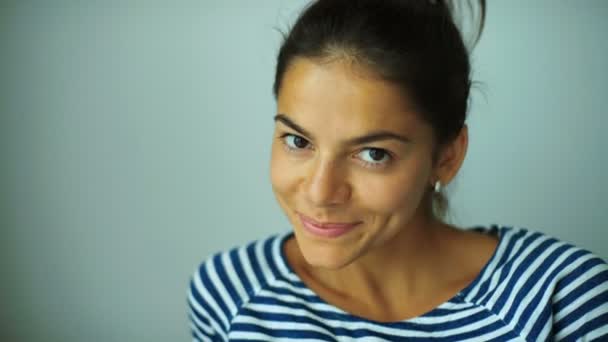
[
  {"xmin": 274, "ymin": 114, "xmax": 411, "ymax": 145},
  {"xmin": 274, "ymin": 114, "xmax": 313, "ymax": 139},
  {"xmin": 349, "ymin": 131, "xmax": 411, "ymax": 145}
]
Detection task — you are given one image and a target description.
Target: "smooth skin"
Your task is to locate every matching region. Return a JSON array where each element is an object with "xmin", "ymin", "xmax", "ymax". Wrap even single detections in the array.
[{"xmin": 270, "ymin": 57, "xmax": 498, "ymax": 322}]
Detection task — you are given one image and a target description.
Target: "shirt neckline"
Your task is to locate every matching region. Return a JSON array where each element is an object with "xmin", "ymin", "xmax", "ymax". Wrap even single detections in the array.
[{"xmin": 275, "ymin": 224, "xmax": 506, "ymax": 325}]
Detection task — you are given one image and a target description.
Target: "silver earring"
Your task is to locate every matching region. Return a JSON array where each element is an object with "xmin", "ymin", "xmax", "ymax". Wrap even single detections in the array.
[{"xmin": 434, "ymin": 180, "xmax": 442, "ymax": 193}]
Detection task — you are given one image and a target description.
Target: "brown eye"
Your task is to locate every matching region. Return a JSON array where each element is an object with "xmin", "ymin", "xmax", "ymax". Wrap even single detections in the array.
[
  {"xmin": 282, "ymin": 134, "xmax": 310, "ymax": 150},
  {"xmin": 368, "ymin": 148, "xmax": 386, "ymax": 161},
  {"xmin": 293, "ymin": 136, "xmax": 308, "ymax": 148},
  {"xmin": 357, "ymin": 147, "xmax": 392, "ymax": 168}
]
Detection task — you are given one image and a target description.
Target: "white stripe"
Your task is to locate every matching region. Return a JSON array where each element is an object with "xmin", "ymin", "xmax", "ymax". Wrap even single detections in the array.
[
  {"xmin": 586, "ymin": 323, "xmax": 608, "ymax": 341},
  {"xmin": 206, "ymin": 256, "xmax": 238, "ymax": 317},
  {"xmin": 257, "ymin": 287, "xmax": 346, "ymax": 314},
  {"xmin": 267, "ymin": 276, "xmax": 320, "ymax": 298},
  {"xmin": 553, "ymin": 257, "xmax": 607, "ymax": 302},
  {"xmin": 191, "ymin": 268, "xmax": 230, "ymax": 337},
  {"xmin": 243, "ymin": 301, "xmax": 336, "ymax": 317},
  {"xmin": 228, "ymin": 330, "xmax": 325, "ymax": 342},
  {"xmin": 272, "ymin": 232, "xmax": 301, "ymax": 282},
  {"xmin": 221, "ymin": 250, "xmax": 249, "ymax": 306},
  {"xmin": 534, "ymin": 315, "xmax": 552, "ymax": 341},
  {"xmin": 555, "ymin": 302, "xmax": 608, "ymax": 340},
  {"xmin": 407, "ymin": 304, "xmax": 486, "ymax": 325},
  {"xmin": 238, "ymin": 244, "xmax": 261, "ymax": 293},
  {"xmin": 554, "ymin": 281, "xmax": 608, "ymax": 323},
  {"xmin": 254, "ymin": 238, "xmax": 275, "ymax": 282}
]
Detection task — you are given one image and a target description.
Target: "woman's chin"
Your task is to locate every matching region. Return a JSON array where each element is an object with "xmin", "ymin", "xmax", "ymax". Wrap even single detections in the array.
[{"xmin": 295, "ymin": 235, "xmax": 358, "ymax": 270}]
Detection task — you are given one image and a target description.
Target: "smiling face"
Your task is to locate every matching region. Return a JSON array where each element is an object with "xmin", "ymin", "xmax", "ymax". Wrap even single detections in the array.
[{"xmin": 270, "ymin": 57, "xmax": 441, "ymax": 270}]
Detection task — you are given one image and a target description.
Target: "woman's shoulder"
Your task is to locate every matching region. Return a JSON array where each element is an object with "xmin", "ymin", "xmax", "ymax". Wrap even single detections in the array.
[
  {"xmin": 463, "ymin": 224, "xmax": 608, "ymax": 341},
  {"xmin": 187, "ymin": 231, "xmax": 295, "ymax": 340},
  {"xmin": 189, "ymin": 230, "xmax": 294, "ymax": 301},
  {"xmin": 468, "ymin": 224, "xmax": 607, "ymax": 291},
  {"xmin": 473, "ymin": 224, "xmax": 607, "ymax": 270}
]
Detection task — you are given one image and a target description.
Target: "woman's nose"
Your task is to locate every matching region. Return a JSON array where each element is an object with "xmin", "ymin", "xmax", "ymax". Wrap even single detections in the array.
[{"xmin": 305, "ymin": 159, "xmax": 351, "ymax": 207}]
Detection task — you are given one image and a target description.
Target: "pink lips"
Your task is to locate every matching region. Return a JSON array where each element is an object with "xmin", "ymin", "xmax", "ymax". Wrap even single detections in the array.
[{"xmin": 297, "ymin": 213, "xmax": 361, "ymax": 238}]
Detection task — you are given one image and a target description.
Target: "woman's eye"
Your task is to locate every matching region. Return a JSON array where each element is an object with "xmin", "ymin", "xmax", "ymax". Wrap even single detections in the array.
[
  {"xmin": 281, "ymin": 134, "xmax": 310, "ymax": 150},
  {"xmin": 357, "ymin": 148, "xmax": 392, "ymax": 167}
]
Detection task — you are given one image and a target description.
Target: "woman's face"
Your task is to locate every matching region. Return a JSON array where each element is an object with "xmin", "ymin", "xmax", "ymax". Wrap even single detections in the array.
[{"xmin": 271, "ymin": 58, "xmax": 438, "ymax": 270}]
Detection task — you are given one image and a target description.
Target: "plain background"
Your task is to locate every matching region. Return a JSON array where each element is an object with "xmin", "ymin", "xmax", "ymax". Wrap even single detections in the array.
[{"xmin": 2, "ymin": 1, "xmax": 606, "ymax": 341}]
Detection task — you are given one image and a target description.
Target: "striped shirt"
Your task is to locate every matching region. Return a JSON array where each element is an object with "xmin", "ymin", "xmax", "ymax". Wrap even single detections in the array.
[{"xmin": 187, "ymin": 225, "xmax": 608, "ymax": 341}]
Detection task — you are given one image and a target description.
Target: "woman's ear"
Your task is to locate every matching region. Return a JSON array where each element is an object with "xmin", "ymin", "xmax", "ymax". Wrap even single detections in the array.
[{"xmin": 434, "ymin": 124, "xmax": 469, "ymax": 186}]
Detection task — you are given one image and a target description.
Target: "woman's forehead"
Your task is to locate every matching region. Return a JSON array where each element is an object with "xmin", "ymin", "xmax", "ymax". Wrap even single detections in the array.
[{"xmin": 276, "ymin": 58, "xmax": 428, "ymax": 138}]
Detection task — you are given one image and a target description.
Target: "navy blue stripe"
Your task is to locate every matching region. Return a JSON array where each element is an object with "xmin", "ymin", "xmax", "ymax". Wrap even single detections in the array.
[
  {"xmin": 230, "ymin": 323, "xmax": 336, "ymax": 340},
  {"xmin": 232, "ymin": 321, "xmax": 419, "ymax": 341},
  {"xmin": 263, "ymin": 235, "xmax": 282, "ymax": 279},
  {"xmin": 188, "ymin": 276, "xmax": 227, "ymax": 333},
  {"xmin": 212, "ymin": 251, "xmax": 241, "ymax": 310},
  {"xmin": 233, "ymin": 318, "xmax": 515, "ymax": 342},
  {"xmin": 471, "ymin": 228, "xmax": 529, "ymax": 303},
  {"xmin": 229, "ymin": 247, "xmax": 253, "ymax": 296},
  {"xmin": 239, "ymin": 306, "xmax": 336, "ymax": 332},
  {"xmin": 197, "ymin": 259, "xmax": 231, "ymax": 331},
  {"xmin": 245, "ymin": 241, "xmax": 265, "ymax": 287},
  {"xmin": 504, "ymin": 242, "xmax": 570, "ymax": 323}
]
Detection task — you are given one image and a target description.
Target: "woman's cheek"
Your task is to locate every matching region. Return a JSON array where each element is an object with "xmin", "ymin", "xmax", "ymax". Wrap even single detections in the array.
[
  {"xmin": 270, "ymin": 144, "xmax": 298, "ymax": 199},
  {"xmin": 270, "ymin": 145, "xmax": 286, "ymax": 192},
  {"xmin": 358, "ymin": 169, "xmax": 427, "ymax": 215}
]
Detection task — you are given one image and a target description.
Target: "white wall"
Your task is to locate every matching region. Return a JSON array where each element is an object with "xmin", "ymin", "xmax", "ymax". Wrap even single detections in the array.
[{"xmin": 2, "ymin": 1, "xmax": 606, "ymax": 341}]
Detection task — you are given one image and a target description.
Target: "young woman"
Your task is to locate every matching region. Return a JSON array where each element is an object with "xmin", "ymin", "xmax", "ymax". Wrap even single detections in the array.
[{"xmin": 188, "ymin": 1, "xmax": 608, "ymax": 340}]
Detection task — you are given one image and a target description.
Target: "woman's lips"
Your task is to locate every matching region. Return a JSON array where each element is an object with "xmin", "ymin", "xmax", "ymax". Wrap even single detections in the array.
[{"xmin": 297, "ymin": 212, "xmax": 361, "ymax": 238}]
